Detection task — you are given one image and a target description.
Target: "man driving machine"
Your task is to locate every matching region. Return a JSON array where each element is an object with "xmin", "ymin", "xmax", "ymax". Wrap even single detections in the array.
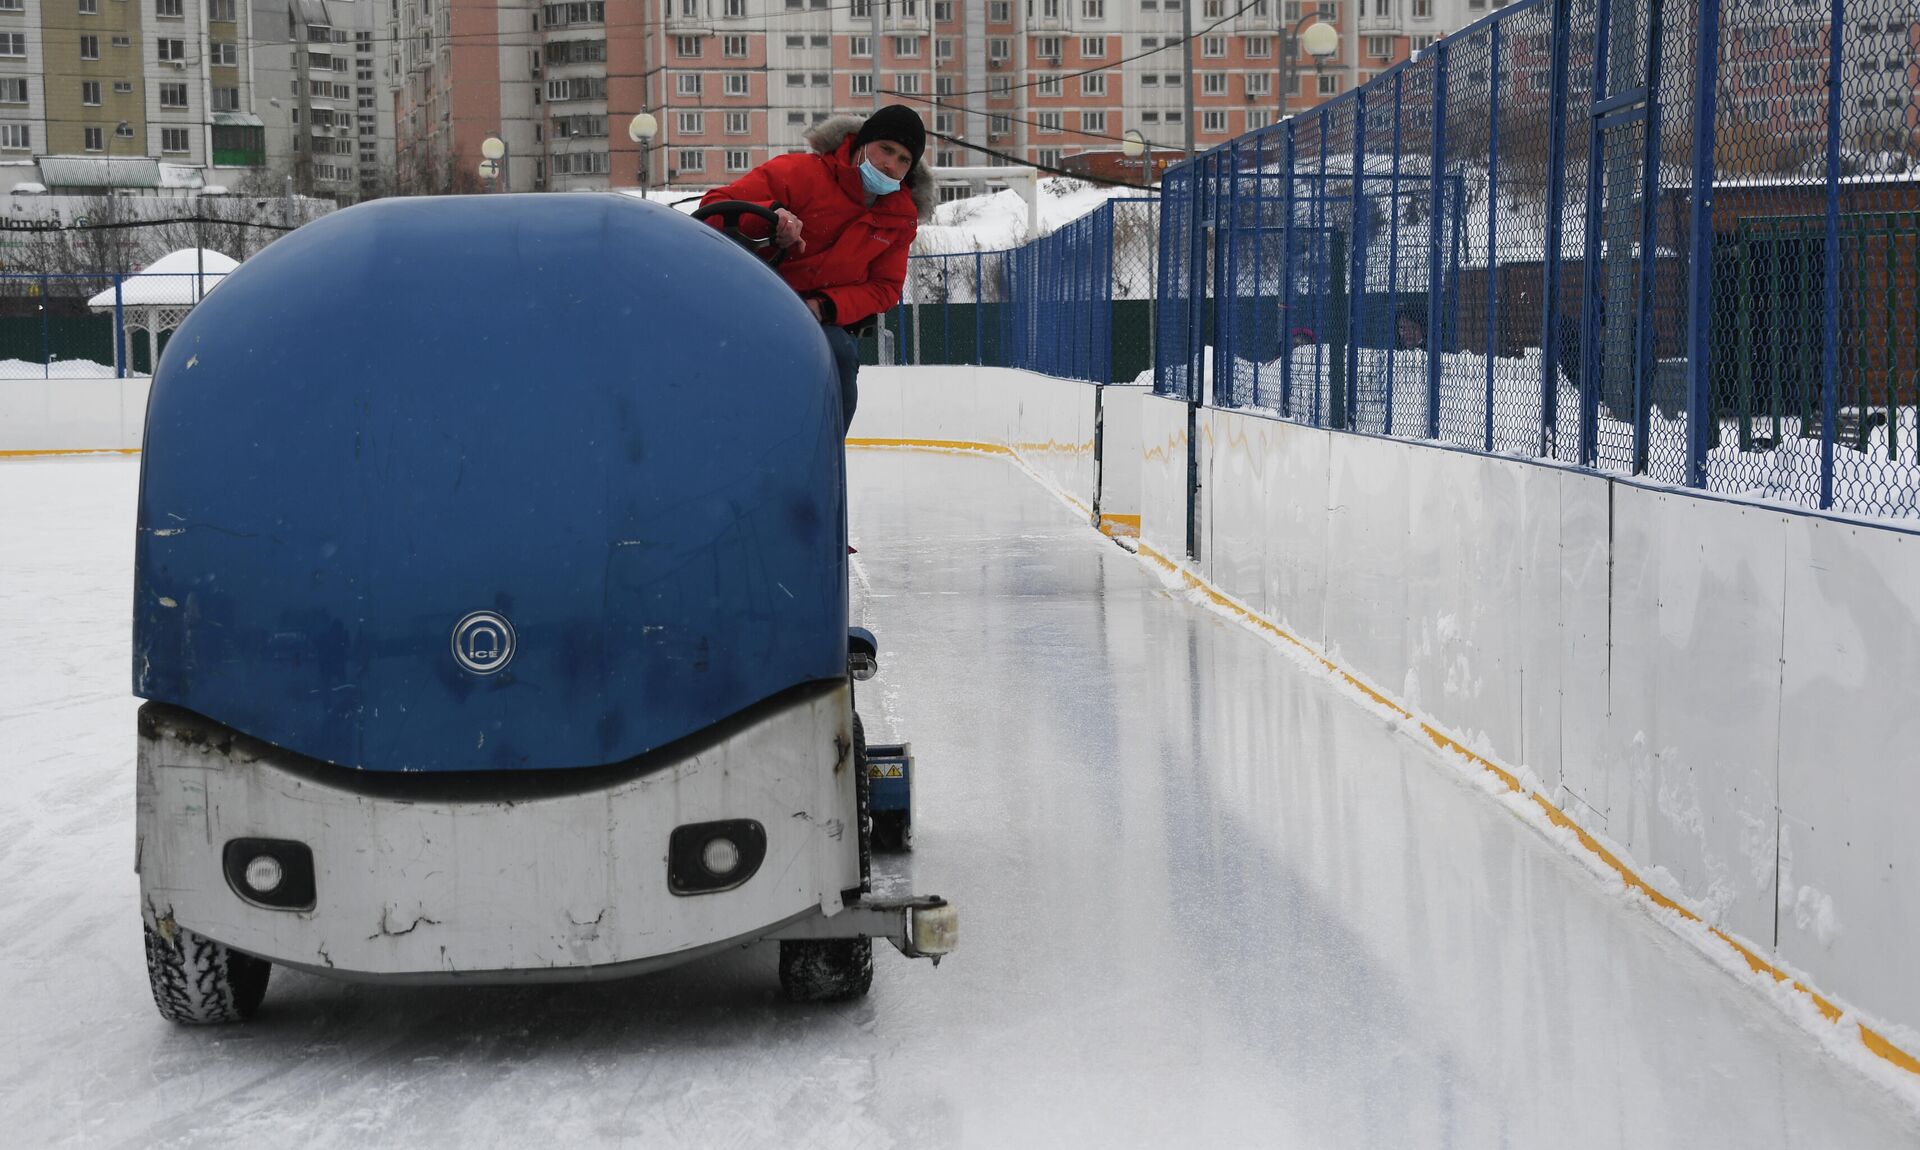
[{"xmin": 699, "ymin": 105, "xmax": 932, "ymax": 433}]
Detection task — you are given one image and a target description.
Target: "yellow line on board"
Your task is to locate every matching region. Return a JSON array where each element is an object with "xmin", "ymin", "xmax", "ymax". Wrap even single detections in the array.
[
  {"xmin": 847, "ymin": 438, "xmax": 1012, "ymax": 455},
  {"xmin": 0, "ymin": 448, "xmax": 140, "ymax": 459},
  {"xmin": 1132, "ymin": 539, "xmax": 1920, "ymax": 1081}
]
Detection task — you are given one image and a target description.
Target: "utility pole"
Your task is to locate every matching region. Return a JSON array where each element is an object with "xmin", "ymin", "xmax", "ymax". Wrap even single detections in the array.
[
  {"xmin": 1181, "ymin": 0, "xmax": 1196, "ymax": 157},
  {"xmin": 294, "ymin": 8, "xmax": 313, "ymax": 197},
  {"xmin": 869, "ymin": 0, "xmax": 884, "ymax": 110}
]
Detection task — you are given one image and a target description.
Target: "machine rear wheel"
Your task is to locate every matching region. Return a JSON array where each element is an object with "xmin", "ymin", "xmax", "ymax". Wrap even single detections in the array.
[
  {"xmin": 144, "ymin": 922, "xmax": 271, "ymax": 1024},
  {"xmin": 778, "ymin": 937, "xmax": 874, "ymax": 1002}
]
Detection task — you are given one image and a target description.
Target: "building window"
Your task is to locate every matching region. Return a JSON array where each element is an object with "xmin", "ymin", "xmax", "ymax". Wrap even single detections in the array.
[
  {"xmin": 676, "ymin": 73, "xmax": 702, "ymax": 95},
  {"xmin": 936, "ymin": 37, "xmax": 953, "ymax": 60},
  {"xmin": 82, "ymin": 80, "xmax": 101, "ymax": 105},
  {"xmin": 724, "ymin": 72, "xmax": 749, "ymax": 94},
  {"xmin": 724, "ymin": 0, "xmax": 745, "ymax": 13},
  {"xmin": 1081, "ymin": 110, "xmax": 1106, "ymax": 133},
  {"xmin": 933, "ymin": 0, "xmax": 951, "ymax": 18},
  {"xmin": 723, "ymin": 34, "xmax": 747, "ymax": 55},
  {"xmin": 1201, "ymin": 71, "xmax": 1226, "ymax": 94},
  {"xmin": 0, "ymin": 79, "xmax": 23, "ymax": 103},
  {"xmin": 113, "ymin": 80, "xmax": 131, "ymax": 94},
  {"xmin": 725, "ymin": 110, "xmax": 748, "ymax": 133},
  {"xmin": 111, "ymin": 34, "xmax": 129, "ymax": 47},
  {"xmin": 157, "ymin": 0, "xmax": 183, "ymax": 14},
  {"xmin": 934, "ymin": 111, "xmax": 954, "ymax": 133},
  {"xmin": 1142, "ymin": 73, "xmax": 1157, "ymax": 86},
  {"xmin": 1036, "ymin": 72, "xmax": 1061, "ymax": 95},
  {"xmin": 85, "ymin": 126, "xmax": 105, "ymax": 151},
  {"xmin": 988, "ymin": 37, "xmax": 1009, "ymax": 61},
  {"xmin": 1202, "ymin": 109, "xmax": 1226, "ymax": 133},
  {"xmin": 79, "ymin": 0, "xmax": 98, "ymax": 12},
  {"xmin": 1366, "ymin": 34, "xmax": 1391, "ymax": 58},
  {"xmin": 1317, "ymin": 72, "xmax": 1339, "ymax": 94},
  {"xmin": 210, "ymin": 0, "xmax": 235, "ymax": 18},
  {"xmin": 676, "ymin": 35, "xmax": 699, "ymax": 57},
  {"xmin": 1244, "ymin": 73, "xmax": 1270, "ymax": 95},
  {"xmin": 1082, "ymin": 0, "xmax": 1103, "ymax": 16},
  {"xmin": 1036, "ymin": 110, "xmax": 1061, "ymax": 131},
  {"xmin": 676, "ymin": 149, "xmax": 704, "ymax": 172},
  {"xmin": 678, "ymin": 111, "xmax": 704, "ymax": 134},
  {"xmin": 1081, "ymin": 36, "xmax": 1105, "ymax": 57},
  {"xmin": 989, "ymin": 0, "xmax": 1009, "ymax": 17},
  {"xmin": 1036, "ymin": 35, "xmax": 1061, "ymax": 59},
  {"xmin": 893, "ymin": 73, "xmax": 921, "ymax": 93},
  {"xmin": 851, "ymin": 35, "xmax": 870, "ymax": 56},
  {"xmin": 989, "ymin": 113, "xmax": 1010, "ymax": 134},
  {"xmin": 1037, "ymin": 147, "xmax": 1061, "ymax": 168},
  {"xmin": 851, "ymin": 74, "xmax": 872, "ymax": 95},
  {"xmin": 0, "ymin": 123, "xmax": 29, "ymax": 149},
  {"xmin": 1412, "ymin": 33, "xmax": 1434, "ymax": 51},
  {"xmin": 1201, "ymin": 35, "xmax": 1225, "ymax": 57},
  {"xmin": 162, "ymin": 127, "xmax": 191, "ymax": 152},
  {"xmin": 1246, "ymin": 109, "xmax": 1272, "ymax": 130},
  {"xmin": 1245, "ymin": 35, "xmax": 1270, "ymax": 58},
  {"xmin": 726, "ymin": 148, "xmax": 750, "ymax": 171},
  {"xmin": 212, "ymin": 41, "xmax": 238, "ymax": 65},
  {"xmin": 810, "ymin": 72, "xmax": 828, "ymax": 85},
  {"xmin": 894, "ymin": 35, "xmax": 918, "ymax": 57},
  {"xmin": 1412, "ymin": 0, "xmax": 1430, "ymax": 13},
  {"xmin": 159, "ymin": 82, "xmax": 189, "ymax": 108},
  {"xmin": 158, "ymin": 38, "xmax": 186, "ymax": 61},
  {"xmin": 1081, "ymin": 73, "xmax": 1105, "ymax": 96},
  {"xmin": 115, "ymin": 121, "xmax": 133, "ymax": 137}
]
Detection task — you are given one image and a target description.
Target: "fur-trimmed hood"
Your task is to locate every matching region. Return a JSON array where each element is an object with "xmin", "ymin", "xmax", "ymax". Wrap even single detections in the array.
[{"xmin": 805, "ymin": 114, "xmax": 935, "ymax": 221}]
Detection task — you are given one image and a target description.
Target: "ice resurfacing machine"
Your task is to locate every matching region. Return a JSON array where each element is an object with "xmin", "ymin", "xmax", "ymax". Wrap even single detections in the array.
[{"xmin": 131, "ymin": 195, "xmax": 954, "ymax": 1023}]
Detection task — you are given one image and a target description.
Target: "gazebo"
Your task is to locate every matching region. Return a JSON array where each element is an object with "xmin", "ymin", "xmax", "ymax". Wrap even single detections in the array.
[{"xmin": 87, "ymin": 248, "xmax": 238, "ymax": 374}]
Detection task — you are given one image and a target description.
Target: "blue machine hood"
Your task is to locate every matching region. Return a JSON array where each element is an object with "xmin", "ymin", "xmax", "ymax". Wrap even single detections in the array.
[{"xmin": 133, "ymin": 195, "xmax": 848, "ymax": 772}]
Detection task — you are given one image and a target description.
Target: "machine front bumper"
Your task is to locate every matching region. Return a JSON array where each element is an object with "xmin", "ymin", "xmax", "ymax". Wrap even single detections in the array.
[{"xmin": 135, "ymin": 683, "xmax": 868, "ymax": 983}]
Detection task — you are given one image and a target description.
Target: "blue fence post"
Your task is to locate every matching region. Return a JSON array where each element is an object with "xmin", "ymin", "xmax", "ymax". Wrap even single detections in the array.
[
  {"xmin": 1578, "ymin": 0, "xmax": 1614, "ymax": 468},
  {"xmin": 1684, "ymin": 0, "xmax": 1722, "ymax": 488},
  {"xmin": 39, "ymin": 273, "xmax": 50, "ymax": 378},
  {"xmin": 941, "ymin": 257, "xmax": 951, "ymax": 366},
  {"xmin": 1101, "ymin": 203, "xmax": 1116, "ymax": 383},
  {"xmin": 1630, "ymin": 0, "xmax": 1668, "ymax": 475},
  {"xmin": 1250, "ymin": 133, "xmax": 1265, "ymax": 408},
  {"xmin": 1223, "ymin": 141, "xmax": 1244, "ymax": 406},
  {"xmin": 1819, "ymin": 0, "xmax": 1843, "ymax": 508},
  {"xmin": 1426, "ymin": 41, "xmax": 1449, "ymax": 440},
  {"xmin": 1314, "ymin": 118, "xmax": 1330, "ymax": 427},
  {"xmin": 1540, "ymin": 0, "xmax": 1572, "ymax": 459},
  {"xmin": 1484, "ymin": 20, "xmax": 1502, "ymax": 453},
  {"xmin": 113, "ymin": 275, "xmax": 126, "ymax": 380},
  {"xmin": 1386, "ymin": 69, "xmax": 1404, "ymax": 436},
  {"xmin": 1348, "ymin": 87, "xmax": 1368, "ymax": 432},
  {"xmin": 1281, "ymin": 120, "xmax": 1297, "ymax": 417},
  {"xmin": 1190, "ymin": 158, "xmax": 1209, "ymax": 401},
  {"xmin": 974, "ymin": 251, "xmax": 984, "ymax": 365}
]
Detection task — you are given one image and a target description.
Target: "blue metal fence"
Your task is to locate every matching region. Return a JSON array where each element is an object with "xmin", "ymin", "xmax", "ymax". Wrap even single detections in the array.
[
  {"xmin": 1155, "ymin": 0, "xmax": 1920, "ymax": 519},
  {"xmin": 891, "ymin": 198, "xmax": 1160, "ymax": 384},
  {"xmin": 0, "ymin": 272, "xmax": 225, "ymax": 378}
]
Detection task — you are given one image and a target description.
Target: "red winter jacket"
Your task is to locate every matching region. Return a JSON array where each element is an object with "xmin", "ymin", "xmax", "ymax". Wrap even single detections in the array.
[{"xmin": 699, "ymin": 116, "xmax": 929, "ymax": 328}]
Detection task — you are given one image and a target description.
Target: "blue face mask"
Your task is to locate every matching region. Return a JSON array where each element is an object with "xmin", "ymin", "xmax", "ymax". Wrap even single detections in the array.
[{"xmin": 859, "ymin": 158, "xmax": 902, "ymax": 196}]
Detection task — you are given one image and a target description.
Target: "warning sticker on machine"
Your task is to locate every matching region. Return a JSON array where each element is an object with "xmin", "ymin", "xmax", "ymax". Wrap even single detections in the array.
[{"xmin": 868, "ymin": 764, "xmax": 905, "ymax": 779}]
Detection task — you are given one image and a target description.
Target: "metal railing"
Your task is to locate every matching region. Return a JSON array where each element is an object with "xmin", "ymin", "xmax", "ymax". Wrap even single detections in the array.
[{"xmin": 1154, "ymin": 0, "xmax": 1920, "ymax": 519}]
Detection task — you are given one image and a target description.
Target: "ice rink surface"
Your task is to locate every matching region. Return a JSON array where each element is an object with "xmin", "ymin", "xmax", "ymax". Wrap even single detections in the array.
[{"xmin": 2, "ymin": 450, "xmax": 1917, "ymax": 1148}]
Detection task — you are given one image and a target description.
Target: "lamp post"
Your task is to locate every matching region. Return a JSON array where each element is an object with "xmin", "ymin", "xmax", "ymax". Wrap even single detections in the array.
[
  {"xmin": 627, "ymin": 112, "xmax": 658, "ymax": 197},
  {"xmin": 1280, "ymin": 17, "xmax": 1339, "ymax": 119},
  {"xmin": 1122, "ymin": 128, "xmax": 1148, "ymax": 189},
  {"xmin": 481, "ymin": 134, "xmax": 508, "ymax": 192}
]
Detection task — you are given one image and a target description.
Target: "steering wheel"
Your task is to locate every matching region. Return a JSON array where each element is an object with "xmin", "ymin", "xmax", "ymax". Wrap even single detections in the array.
[{"xmin": 691, "ymin": 200, "xmax": 788, "ymax": 267}]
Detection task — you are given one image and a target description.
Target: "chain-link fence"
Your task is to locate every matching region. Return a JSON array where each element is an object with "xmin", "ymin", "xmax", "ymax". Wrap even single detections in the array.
[
  {"xmin": 880, "ymin": 197, "xmax": 1160, "ymax": 385},
  {"xmin": 1156, "ymin": 0, "xmax": 1920, "ymax": 519},
  {"xmin": 0, "ymin": 209, "xmax": 307, "ymax": 378}
]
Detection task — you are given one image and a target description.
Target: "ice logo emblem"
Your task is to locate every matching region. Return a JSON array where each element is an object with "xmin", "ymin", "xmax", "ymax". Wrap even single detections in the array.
[{"xmin": 451, "ymin": 611, "xmax": 516, "ymax": 675}]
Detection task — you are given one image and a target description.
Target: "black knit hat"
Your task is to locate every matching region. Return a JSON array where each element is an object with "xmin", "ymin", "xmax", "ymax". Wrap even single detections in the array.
[{"xmin": 854, "ymin": 104, "xmax": 926, "ymax": 166}]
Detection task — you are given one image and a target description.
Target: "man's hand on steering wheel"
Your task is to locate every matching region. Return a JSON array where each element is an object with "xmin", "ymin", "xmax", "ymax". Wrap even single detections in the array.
[{"xmin": 773, "ymin": 208, "xmax": 806, "ymax": 254}]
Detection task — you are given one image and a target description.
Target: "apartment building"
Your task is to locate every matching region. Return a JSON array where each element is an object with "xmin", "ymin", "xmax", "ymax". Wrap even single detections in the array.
[
  {"xmin": 386, "ymin": 0, "xmax": 1914, "ymax": 194},
  {"xmin": 252, "ymin": 0, "xmax": 395, "ymax": 201}
]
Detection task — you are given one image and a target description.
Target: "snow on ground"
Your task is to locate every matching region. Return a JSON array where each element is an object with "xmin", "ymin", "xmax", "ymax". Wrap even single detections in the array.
[
  {"xmin": 5, "ymin": 450, "xmax": 1920, "ymax": 1147},
  {"xmin": 0, "ymin": 357, "xmax": 121, "ymax": 378},
  {"xmin": 914, "ymin": 177, "xmax": 1148, "ymax": 254}
]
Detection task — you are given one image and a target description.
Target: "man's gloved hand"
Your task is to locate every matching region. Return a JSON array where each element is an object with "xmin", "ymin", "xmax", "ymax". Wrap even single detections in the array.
[{"xmin": 774, "ymin": 208, "xmax": 806, "ymax": 253}]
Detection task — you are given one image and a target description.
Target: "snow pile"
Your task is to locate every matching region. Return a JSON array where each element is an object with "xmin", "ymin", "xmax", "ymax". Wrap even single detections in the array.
[
  {"xmin": 0, "ymin": 357, "xmax": 119, "ymax": 378},
  {"xmin": 915, "ymin": 177, "xmax": 1148, "ymax": 254}
]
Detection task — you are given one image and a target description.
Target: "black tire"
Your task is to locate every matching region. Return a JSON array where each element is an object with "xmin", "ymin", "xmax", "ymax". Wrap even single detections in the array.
[
  {"xmin": 144, "ymin": 921, "xmax": 271, "ymax": 1024},
  {"xmin": 845, "ymin": 710, "xmax": 871, "ymax": 900},
  {"xmin": 779, "ymin": 937, "xmax": 874, "ymax": 1002},
  {"xmin": 872, "ymin": 811, "xmax": 913, "ymax": 853}
]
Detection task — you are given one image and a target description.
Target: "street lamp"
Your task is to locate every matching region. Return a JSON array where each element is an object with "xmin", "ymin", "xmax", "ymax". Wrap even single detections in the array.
[
  {"xmin": 1280, "ymin": 18, "xmax": 1340, "ymax": 118},
  {"xmin": 627, "ymin": 112, "xmax": 658, "ymax": 197},
  {"xmin": 1122, "ymin": 129, "xmax": 1148, "ymax": 189},
  {"xmin": 481, "ymin": 135, "xmax": 508, "ymax": 192}
]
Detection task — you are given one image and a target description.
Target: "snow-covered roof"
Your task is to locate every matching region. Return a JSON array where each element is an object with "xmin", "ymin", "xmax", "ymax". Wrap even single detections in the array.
[{"xmin": 86, "ymin": 248, "xmax": 240, "ymax": 309}]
